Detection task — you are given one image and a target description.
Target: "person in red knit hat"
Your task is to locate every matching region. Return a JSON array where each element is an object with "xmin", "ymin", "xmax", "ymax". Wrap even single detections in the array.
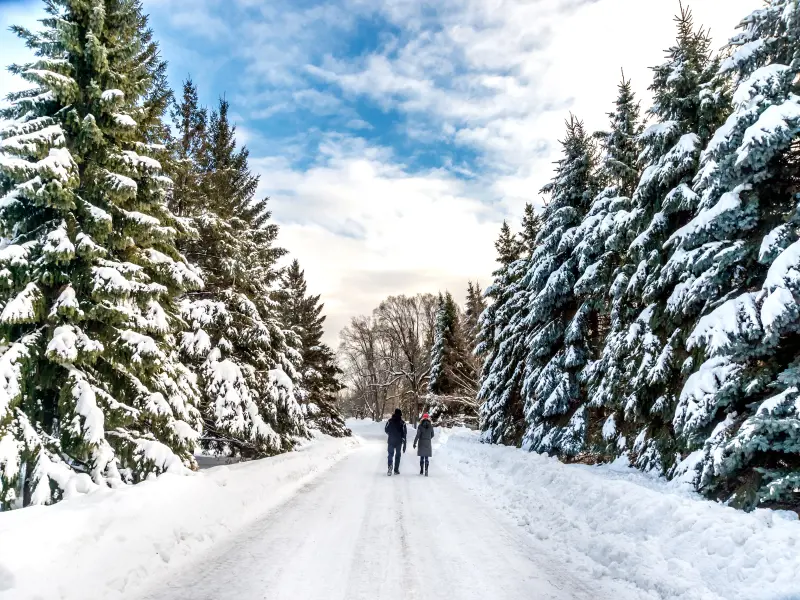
[{"xmin": 413, "ymin": 413, "xmax": 435, "ymax": 476}]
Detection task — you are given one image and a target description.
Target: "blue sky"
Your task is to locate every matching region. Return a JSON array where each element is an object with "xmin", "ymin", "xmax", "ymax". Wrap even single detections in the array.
[{"xmin": 0, "ymin": 0, "xmax": 756, "ymax": 342}]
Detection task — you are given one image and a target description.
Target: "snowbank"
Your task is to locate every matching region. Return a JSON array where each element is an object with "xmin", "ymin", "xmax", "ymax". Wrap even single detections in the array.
[
  {"xmin": 436, "ymin": 429, "xmax": 800, "ymax": 600},
  {"xmin": 0, "ymin": 434, "xmax": 360, "ymax": 600}
]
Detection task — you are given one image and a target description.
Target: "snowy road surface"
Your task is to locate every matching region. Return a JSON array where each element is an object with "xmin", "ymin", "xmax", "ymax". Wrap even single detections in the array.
[
  {"xmin": 136, "ymin": 426, "xmax": 598, "ymax": 600},
  {"xmin": 3, "ymin": 422, "xmax": 798, "ymax": 600}
]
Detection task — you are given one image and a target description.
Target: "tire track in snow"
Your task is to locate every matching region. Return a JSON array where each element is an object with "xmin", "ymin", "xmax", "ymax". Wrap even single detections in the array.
[{"xmin": 134, "ymin": 434, "xmax": 609, "ymax": 600}]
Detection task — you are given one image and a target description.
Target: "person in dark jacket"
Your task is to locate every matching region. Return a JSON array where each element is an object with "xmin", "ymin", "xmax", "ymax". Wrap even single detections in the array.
[
  {"xmin": 384, "ymin": 408, "xmax": 407, "ymax": 476},
  {"xmin": 413, "ymin": 413, "xmax": 434, "ymax": 476}
]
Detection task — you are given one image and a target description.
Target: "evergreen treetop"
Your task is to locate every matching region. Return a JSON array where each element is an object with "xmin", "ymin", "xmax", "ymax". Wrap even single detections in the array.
[
  {"xmin": 494, "ymin": 220, "xmax": 521, "ymax": 266},
  {"xmin": 519, "ymin": 203, "xmax": 543, "ymax": 258}
]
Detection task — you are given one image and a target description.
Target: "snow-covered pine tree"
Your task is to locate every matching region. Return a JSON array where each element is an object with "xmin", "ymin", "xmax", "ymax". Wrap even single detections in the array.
[
  {"xmin": 427, "ymin": 292, "xmax": 476, "ymax": 427},
  {"xmin": 597, "ymin": 6, "xmax": 729, "ymax": 473},
  {"xmin": 167, "ymin": 80, "xmax": 206, "ymax": 222},
  {"xmin": 477, "ymin": 220, "xmax": 531, "ymax": 444},
  {"xmin": 275, "ymin": 259, "xmax": 349, "ymax": 437},
  {"xmin": 576, "ymin": 75, "xmax": 644, "ymax": 457},
  {"xmin": 172, "ymin": 95, "xmax": 307, "ymax": 458},
  {"xmin": 519, "ymin": 115, "xmax": 599, "ymax": 457},
  {"xmin": 664, "ymin": 0, "xmax": 800, "ymax": 509},
  {"xmin": 0, "ymin": 0, "xmax": 205, "ymax": 509},
  {"xmin": 519, "ymin": 202, "xmax": 543, "ymax": 258},
  {"xmin": 464, "ymin": 280, "xmax": 487, "ymax": 379},
  {"xmin": 464, "ymin": 281, "xmax": 485, "ymax": 350}
]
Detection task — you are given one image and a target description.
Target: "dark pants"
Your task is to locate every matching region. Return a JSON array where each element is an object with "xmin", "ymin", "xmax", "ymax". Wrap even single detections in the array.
[
  {"xmin": 419, "ymin": 456, "xmax": 429, "ymax": 470},
  {"xmin": 388, "ymin": 442, "xmax": 402, "ymax": 471}
]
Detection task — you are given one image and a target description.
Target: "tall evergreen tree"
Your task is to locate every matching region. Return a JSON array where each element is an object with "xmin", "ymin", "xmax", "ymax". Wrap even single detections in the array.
[
  {"xmin": 593, "ymin": 73, "xmax": 644, "ymax": 197},
  {"xmin": 664, "ymin": 0, "xmax": 800, "ymax": 509},
  {"xmin": 463, "ymin": 281, "xmax": 485, "ymax": 346},
  {"xmin": 0, "ymin": 0, "xmax": 204, "ymax": 508},
  {"xmin": 494, "ymin": 220, "xmax": 521, "ymax": 266},
  {"xmin": 478, "ymin": 219, "xmax": 529, "ymax": 444},
  {"xmin": 427, "ymin": 292, "xmax": 475, "ymax": 426},
  {"xmin": 174, "ymin": 96, "xmax": 307, "ymax": 458},
  {"xmin": 576, "ymin": 76, "xmax": 644, "ymax": 456},
  {"xmin": 464, "ymin": 280, "xmax": 487, "ymax": 377},
  {"xmin": 518, "ymin": 116, "xmax": 599, "ymax": 456},
  {"xmin": 519, "ymin": 203, "xmax": 543, "ymax": 258},
  {"xmin": 167, "ymin": 79, "xmax": 206, "ymax": 221},
  {"xmin": 595, "ymin": 6, "xmax": 728, "ymax": 473},
  {"xmin": 276, "ymin": 259, "xmax": 349, "ymax": 437}
]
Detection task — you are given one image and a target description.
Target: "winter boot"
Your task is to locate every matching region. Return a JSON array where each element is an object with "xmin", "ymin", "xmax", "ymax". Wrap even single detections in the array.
[
  {"xmin": 420, "ymin": 464, "xmax": 424, "ymax": 475},
  {"xmin": 394, "ymin": 468, "xmax": 400, "ymax": 475},
  {"xmin": 425, "ymin": 463, "xmax": 429, "ymax": 477},
  {"xmin": 388, "ymin": 466, "xmax": 392, "ymax": 476}
]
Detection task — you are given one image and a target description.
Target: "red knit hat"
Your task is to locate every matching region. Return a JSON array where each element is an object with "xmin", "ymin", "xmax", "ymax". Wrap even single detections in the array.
[{"xmin": 422, "ymin": 413, "xmax": 430, "ymax": 420}]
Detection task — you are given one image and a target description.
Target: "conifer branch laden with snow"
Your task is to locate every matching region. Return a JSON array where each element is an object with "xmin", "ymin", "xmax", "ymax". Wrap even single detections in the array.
[
  {"xmin": 477, "ymin": 0, "xmax": 800, "ymax": 511},
  {"xmin": 0, "ymin": 4, "xmax": 348, "ymax": 509},
  {"xmin": 0, "ymin": 0, "xmax": 203, "ymax": 509},
  {"xmin": 168, "ymin": 85, "xmax": 311, "ymax": 458}
]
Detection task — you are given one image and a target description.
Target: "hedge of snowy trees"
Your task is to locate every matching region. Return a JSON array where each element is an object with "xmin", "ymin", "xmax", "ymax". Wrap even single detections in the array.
[
  {"xmin": 0, "ymin": 0, "xmax": 347, "ymax": 511},
  {"xmin": 479, "ymin": 1, "xmax": 800, "ymax": 511},
  {"xmin": 339, "ymin": 287, "xmax": 485, "ymax": 427}
]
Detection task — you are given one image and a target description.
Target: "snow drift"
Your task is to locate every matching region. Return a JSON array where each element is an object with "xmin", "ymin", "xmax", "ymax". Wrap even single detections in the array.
[
  {"xmin": 436, "ymin": 428, "xmax": 800, "ymax": 600},
  {"xmin": 0, "ymin": 434, "xmax": 360, "ymax": 600}
]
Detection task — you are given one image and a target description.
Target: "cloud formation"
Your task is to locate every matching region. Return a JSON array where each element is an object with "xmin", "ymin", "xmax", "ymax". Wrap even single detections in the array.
[{"xmin": 1, "ymin": 0, "xmax": 759, "ymax": 345}]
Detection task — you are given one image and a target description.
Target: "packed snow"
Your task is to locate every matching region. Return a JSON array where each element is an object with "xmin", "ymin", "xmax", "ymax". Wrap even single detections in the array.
[
  {"xmin": 0, "ymin": 433, "xmax": 360, "ymax": 599},
  {"xmin": 1, "ymin": 419, "xmax": 798, "ymax": 600}
]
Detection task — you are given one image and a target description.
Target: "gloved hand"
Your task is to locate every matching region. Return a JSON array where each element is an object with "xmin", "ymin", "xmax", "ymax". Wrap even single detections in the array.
[
  {"xmin": 403, "ymin": 442, "xmax": 407, "ymax": 454},
  {"xmin": 413, "ymin": 442, "xmax": 417, "ymax": 450}
]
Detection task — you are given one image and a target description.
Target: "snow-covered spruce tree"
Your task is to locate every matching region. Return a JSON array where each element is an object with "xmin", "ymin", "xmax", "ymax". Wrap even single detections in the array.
[
  {"xmin": 518, "ymin": 116, "xmax": 599, "ymax": 457},
  {"xmin": 463, "ymin": 280, "xmax": 487, "ymax": 378},
  {"xmin": 477, "ymin": 220, "xmax": 530, "ymax": 444},
  {"xmin": 575, "ymin": 75, "xmax": 644, "ymax": 457},
  {"xmin": 275, "ymin": 259, "xmax": 349, "ymax": 437},
  {"xmin": 597, "ymin": 6, "xmax": 729, "ymax": 473},
  {"xmin": 427, "ymin": 292, "xmax": 476, "ymax": 426},
  {"xmin": 0, "ymin": 0, "xmax": 205, "ymax": 509},
  {"xmin": 664, "ymin": 0, "xmax": 800, "ymax": 509},
  {"xmin": 464, "ymin": 281, "xmax": 485, "ymax": 350},
  {"xmin": 172, "ymin": 95, "xmax": 307, "ymax": 458},
  {"xmin": 519, "ymin": 202, "xmax": 543, "ymax": 258},
  {"xmin": 167, "ymin": 80, "xmax": 206, "ymax": 222}
]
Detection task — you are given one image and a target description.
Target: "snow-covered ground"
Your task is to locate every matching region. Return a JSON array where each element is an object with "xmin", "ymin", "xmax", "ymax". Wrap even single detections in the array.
[
  {"xmin": 1, "ymin": 420, "xmax": 798, "ymax": 600},
  {"xmin": 434, "ymin": 427, "xmax": 800, "ymax": 600},
  {"xmin": 0, "ymin": 433, "xmax": 360, "ymax": 600}
]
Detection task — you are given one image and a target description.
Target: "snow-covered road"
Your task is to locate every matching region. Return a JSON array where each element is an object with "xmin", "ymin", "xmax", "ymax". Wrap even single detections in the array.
[
  {"xmin": 135, "ymin": 426, "xmax": 595, "ymax": 600},
  {"xmin": 3, "ymin": 421, "xmax": 798, "ymax": 600}
]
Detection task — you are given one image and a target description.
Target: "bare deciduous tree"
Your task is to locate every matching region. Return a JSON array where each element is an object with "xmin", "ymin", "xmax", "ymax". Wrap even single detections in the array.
[
  {"xmin": 374, "ymin": 294, "xmax": 438, "ymax": 426},
  {"xmin": 338, "ymin": 294, "xmax": 437, "ymax": 424},
  {"xmin": 339, "ymin": 291, "xmax": 484, "ymax": 428}
]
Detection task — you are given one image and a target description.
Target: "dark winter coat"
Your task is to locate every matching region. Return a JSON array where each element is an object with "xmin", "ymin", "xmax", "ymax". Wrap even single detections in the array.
[
  {"xmin": 385, "ymin": 415, "xmax": 407, "ymax": 446},
  {"xmin": 414, "ymin": 420, "xmax": 434, "ymax": 457}
]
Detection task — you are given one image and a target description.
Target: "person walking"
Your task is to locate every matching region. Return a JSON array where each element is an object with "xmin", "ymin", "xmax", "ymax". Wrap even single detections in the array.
[
  {"xmin": 384, "ymin": 408, "xmax": 407, "ymax": 476},
  {"xmin": 413, "ymin": 413, "xmax": 434, "ymax": 476}
]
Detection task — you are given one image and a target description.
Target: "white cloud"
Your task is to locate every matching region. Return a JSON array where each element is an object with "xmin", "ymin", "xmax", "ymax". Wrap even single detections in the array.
[
  {"xmin": 168, "ymin": 9, "xmax": 229, "ymax": 41},
  {"xmin": 0, "ymin": 0, "xmax": 765, "ymax": 347},
  {"xmin": 260, "ymin": 0, "xmax": 760, "ymax": 344},
  {"xmin": 253, "ymin": 137, "xmax": 499, "ymax": 344},
  {"xmin": 345, "ymin": 118, "xmax": 373, "ymax": 130}
]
